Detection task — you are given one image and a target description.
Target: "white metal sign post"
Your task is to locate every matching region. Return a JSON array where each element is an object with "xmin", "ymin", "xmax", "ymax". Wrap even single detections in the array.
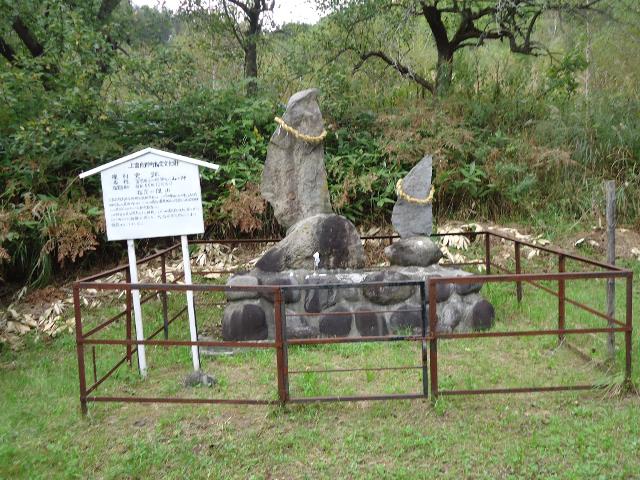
[
  {"xmin": 181, "ymin": 235, "xmax": 200, "ymax": 371},
  {"xmin": 80, "ymin": 148, "xmax": 218, "ymax": 377},
  {"xmin": 127, "ymin": 239, "xmax": 147, "ymax": 376}
]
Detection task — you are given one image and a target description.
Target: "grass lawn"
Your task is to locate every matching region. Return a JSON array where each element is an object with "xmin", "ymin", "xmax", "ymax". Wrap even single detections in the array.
[{"xmin": 1, "ymin": 259, "xmax": 639, "ymax": 479}]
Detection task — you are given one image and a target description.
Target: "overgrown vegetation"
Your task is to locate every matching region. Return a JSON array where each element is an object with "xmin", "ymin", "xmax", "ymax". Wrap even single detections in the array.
[{"xmin": 1, "ymin": 0, "xmax": 639, "ymax": 287}]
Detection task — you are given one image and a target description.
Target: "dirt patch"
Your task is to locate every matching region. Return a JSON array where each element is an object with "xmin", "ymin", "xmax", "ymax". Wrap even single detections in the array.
[{"xmin": 567, "ymin": 228, "xmax": 640, "ymax": 261}]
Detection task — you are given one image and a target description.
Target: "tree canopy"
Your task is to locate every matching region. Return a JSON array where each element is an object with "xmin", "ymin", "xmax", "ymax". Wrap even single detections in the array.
[{"xmin": 318, "ymin": 0, "xmax": 605, "ymax": 93}]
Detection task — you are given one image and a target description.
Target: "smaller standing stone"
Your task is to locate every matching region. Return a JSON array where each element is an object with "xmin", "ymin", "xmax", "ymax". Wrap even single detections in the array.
[{"xmin": 392, "ymin": 155, "xmax": 434, "ymax": 238}]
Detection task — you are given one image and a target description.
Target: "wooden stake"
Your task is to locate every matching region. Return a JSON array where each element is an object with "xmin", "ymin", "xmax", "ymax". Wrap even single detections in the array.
[
  {"xmin": 181, "ymin": 235, "xmax": 200, "ymax": 371},
  {"xmin": 127, "ymin": 239, "xmax": 147, "ymax": 377},
  {"xmin": 605, "ymin": 180, "xmax": 616, "ymax": 360}
]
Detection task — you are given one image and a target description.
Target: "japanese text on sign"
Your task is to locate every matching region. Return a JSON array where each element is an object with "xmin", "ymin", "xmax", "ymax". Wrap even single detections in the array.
[{"xmin": 100, "ymin": 154, "xmax": 204, "ymax": 240}]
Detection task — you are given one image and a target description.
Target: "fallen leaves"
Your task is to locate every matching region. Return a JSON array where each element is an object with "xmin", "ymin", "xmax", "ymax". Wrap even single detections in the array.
[{"xmin": 1, "ymin": 242, "xmax": 249, "ymax": 350}]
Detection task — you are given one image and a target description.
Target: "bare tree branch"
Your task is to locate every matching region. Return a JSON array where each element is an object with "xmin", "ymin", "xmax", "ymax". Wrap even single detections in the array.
[
  {"xmin": 12, "ymin": 16, "xmax": 45, "ymax": 58},
  {"xmin": 354, "ymin": 50, "xmax": 435, "ymax": 93}
]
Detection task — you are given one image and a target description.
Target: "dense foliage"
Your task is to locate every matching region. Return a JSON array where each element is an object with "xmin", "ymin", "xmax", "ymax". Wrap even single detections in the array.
[{"xmin": 1, "ymin": 0, "xmax": 639, "ymax": 287}]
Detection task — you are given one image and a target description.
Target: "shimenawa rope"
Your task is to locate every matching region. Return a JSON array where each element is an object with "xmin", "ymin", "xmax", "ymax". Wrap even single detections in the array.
[
  {"xmin": 395, "ymin": 179, "xmax": 435, "ymax": 205},
  {"xmin": 274, "ymin": 116, "xmax": 327, "ymax": 144}
]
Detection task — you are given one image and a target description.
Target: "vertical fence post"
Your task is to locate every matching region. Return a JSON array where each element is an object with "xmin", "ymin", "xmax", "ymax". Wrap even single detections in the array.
[
  {"xmin": 419, "ymin": 282, "xmax": 429, "ymax": 398},
  {"xmin": 428, "ymin": 279, "xmax": 438, "ymax": 403},
  {"xmin": 515, "ymin": 241, "xmax": 522, "ymax": 303},
  {"xmin": 605, "ymin": 180, "xmax": 616, "ymax": 360},
  {"xmin": 484, "ymin": 233, "xmax": 491, "ymax": 274},
  {"xmin": 281, "ymin": 295, "xmax": 289, "ymax": 401},
  {"xmin": 624, "ymin": 274, "xmax": 633, "ymax": 388},
  {"xmin": 274, "ymin": 288, "xmax": 288, "ymax": 405},
  {"xmin": 73, "ymin": 284, "xmax": 88, "ymax": 415},
  {"xmin": 160, "ymin": 252, "xmax": 169, "ymax": 340},
  {"xmin": 125, "ymin": 269, "xmax": 133, "ymax": 367},
  {"xmin": 558, "ymin": 254, "xmax": 566, "ymax": 345}
]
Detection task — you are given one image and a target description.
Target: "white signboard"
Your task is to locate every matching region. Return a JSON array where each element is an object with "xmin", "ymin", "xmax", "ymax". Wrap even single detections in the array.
[
  {"xmin": 80, "ymin": 148, "xmax": 219, "ymax": 377},
  {"xmin": 100, "ymin": 152, "xmax": 204, "ymax": 241}
]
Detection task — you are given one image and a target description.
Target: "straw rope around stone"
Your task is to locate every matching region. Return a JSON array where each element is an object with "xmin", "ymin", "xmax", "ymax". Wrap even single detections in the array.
[
  {"xmin": 395, "ymin": 179, "xmax": 435, "ymax": 205},
  {"xmin": 274, "ymin": 116, "xmax": 327, "ymax": 144}
]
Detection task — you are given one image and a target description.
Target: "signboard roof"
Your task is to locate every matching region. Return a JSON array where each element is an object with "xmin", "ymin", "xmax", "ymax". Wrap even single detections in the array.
[{"xmin": 78, "ymin": 147, "xmax": 219, "ymax": 179}]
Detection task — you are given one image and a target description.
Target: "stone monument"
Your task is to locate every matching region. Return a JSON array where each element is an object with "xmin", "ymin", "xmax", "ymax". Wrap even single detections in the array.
[{"xmin": 221, "ymin": 90, "xmax": 494, "ymax": 341}]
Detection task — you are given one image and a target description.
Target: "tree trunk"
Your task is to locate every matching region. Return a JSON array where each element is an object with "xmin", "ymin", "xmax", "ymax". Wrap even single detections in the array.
[
  {"xmin": 436, "ymin": 50, "xmax": 453, "ymax": 95},
  {"xmin": 244, "ymin": 8, "xmax": 260, "ymax": 97},
  {"xmin": 244, "ymin": 38, "xmax": 258, "ymax": 96}
]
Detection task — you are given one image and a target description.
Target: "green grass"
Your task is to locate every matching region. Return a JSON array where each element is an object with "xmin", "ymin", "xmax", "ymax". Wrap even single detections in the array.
[{"xmin": 1, "ymin": 261, "xmax": 639, "ymax": 479}]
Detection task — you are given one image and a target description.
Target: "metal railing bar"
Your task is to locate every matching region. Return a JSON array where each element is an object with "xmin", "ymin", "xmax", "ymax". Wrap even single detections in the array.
[
  {"xmin": 440, "ymin": 385, "xmax": 605, "ymax": 396},
  {"xmin": 82, "ymin": 338, "xmax": 277, "ymax": 348},
  {"xmin": 288, "ymin": 365, "xmax": 422, "ymax": 374},
  {"xmin": 288, "ymin": 393, "xmax": 424, "ymax": 403},
  {"xmin": 437, "ymin": 326, "xmax": 628, "ymax": 340},
  {"xmin": 87, "ymin": 396, "xmax": 278, "ymax": 405}
]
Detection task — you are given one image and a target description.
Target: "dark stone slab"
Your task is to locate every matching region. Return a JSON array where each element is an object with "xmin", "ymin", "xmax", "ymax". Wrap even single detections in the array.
[
  {"xmin": 285, "ymin": 315, "xmax": 319, "ymax": 339},
  {"xmin": 303, "ymin": 275, "xmax": 338, "ymax": 313},
  {"xmin": 258, "ymin": 274, "xmax": 301, "ymax": 304},
  {"xmin": 354, "ymin": 309, "xmax": 388, "ymax": 337},
  {"xmin": 427, "ymin": 276, "xmax": 452, "ymax": 303},
  {"xmin": 471, "ymin": 300, "xmax": 495, "ymax": 330},
  {"xmin": 222, "ymin": 303, "xmax": 268, "ymax": 341},
  {"xmin": 319, "ymin": 306, "xmax": 353, "ymax": 337},
  {"xmin": 388, "ymin": 304, "xmax": 425, "ymax": 333},
  {"xmin": 362, "ymin": 271, "xmax": 415, "ymax": 305}
]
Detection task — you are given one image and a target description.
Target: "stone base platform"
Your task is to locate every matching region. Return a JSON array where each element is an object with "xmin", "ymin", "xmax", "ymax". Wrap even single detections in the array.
[{"xmin": 222, "ymin": 266, "xmax": 495, "ymax": 341}]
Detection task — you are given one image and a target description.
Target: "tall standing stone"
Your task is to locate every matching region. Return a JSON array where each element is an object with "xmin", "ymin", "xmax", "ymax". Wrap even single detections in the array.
[
  {"xmin": 261, "ymin": 88, "xmax": 332, "ymax": 230},
  {"xmin": 392, "ymin": 155, "xmax": 434, "ymax": 238}
]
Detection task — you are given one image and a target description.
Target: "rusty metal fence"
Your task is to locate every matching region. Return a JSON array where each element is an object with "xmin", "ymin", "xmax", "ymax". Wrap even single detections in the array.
[{"xmin": 73, "ymin": 232, "xmax": 634, "ymax": 414}]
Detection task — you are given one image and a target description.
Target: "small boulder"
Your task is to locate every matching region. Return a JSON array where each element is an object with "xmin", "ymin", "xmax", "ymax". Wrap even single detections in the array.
[
  {"xmin": 354, "ymin": 309, "xmax": 388, "ymax": 337},
  {"xmin": 319, "ymin": 305, "xmax": 353, "ymax": 337},
  {"xmin": 471, "ymin": 300, "xmax": 495, "ymax": 330},
  {"xmin": 183, "ymin": 371, "xmax": 217, "ymax": 388},
  {"xmin": 363, "ymin": 271, "xmax": 415, "ymax": 305},
  {"xmin": 454, "ymin": 281, "xmax": 483, "ymax": 296},
  {"xmin": 384, "ymin": 236, "xmax": 443, "ymax": 267},
  {"xmin": 285, "ymin": 314, "xmax": 319, "ymax": 339},
  {"xmin": 388, "ymin": 304, "xmax": 425, "ymax": 334},
  {"xmin": 222, "ymin": 303, "xmax": 269, "ymax": 341},
  {"xmin": 256, "ymin": 214, "xmax": 365, "ymax": 272},
  {"xmin": 225, "ymin": 274, "xmax": 260, "ymax": 300},
  {"xmin": 303, "ymin": 275, "xmax": 338, "ymax": 313},
  {"xmin": 439, "ymin": 302, "xmax": 462, "ymax": 333},
  {"xmin": 258, "ymin": 273, "xmax": 301, "ymax": 304}
]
